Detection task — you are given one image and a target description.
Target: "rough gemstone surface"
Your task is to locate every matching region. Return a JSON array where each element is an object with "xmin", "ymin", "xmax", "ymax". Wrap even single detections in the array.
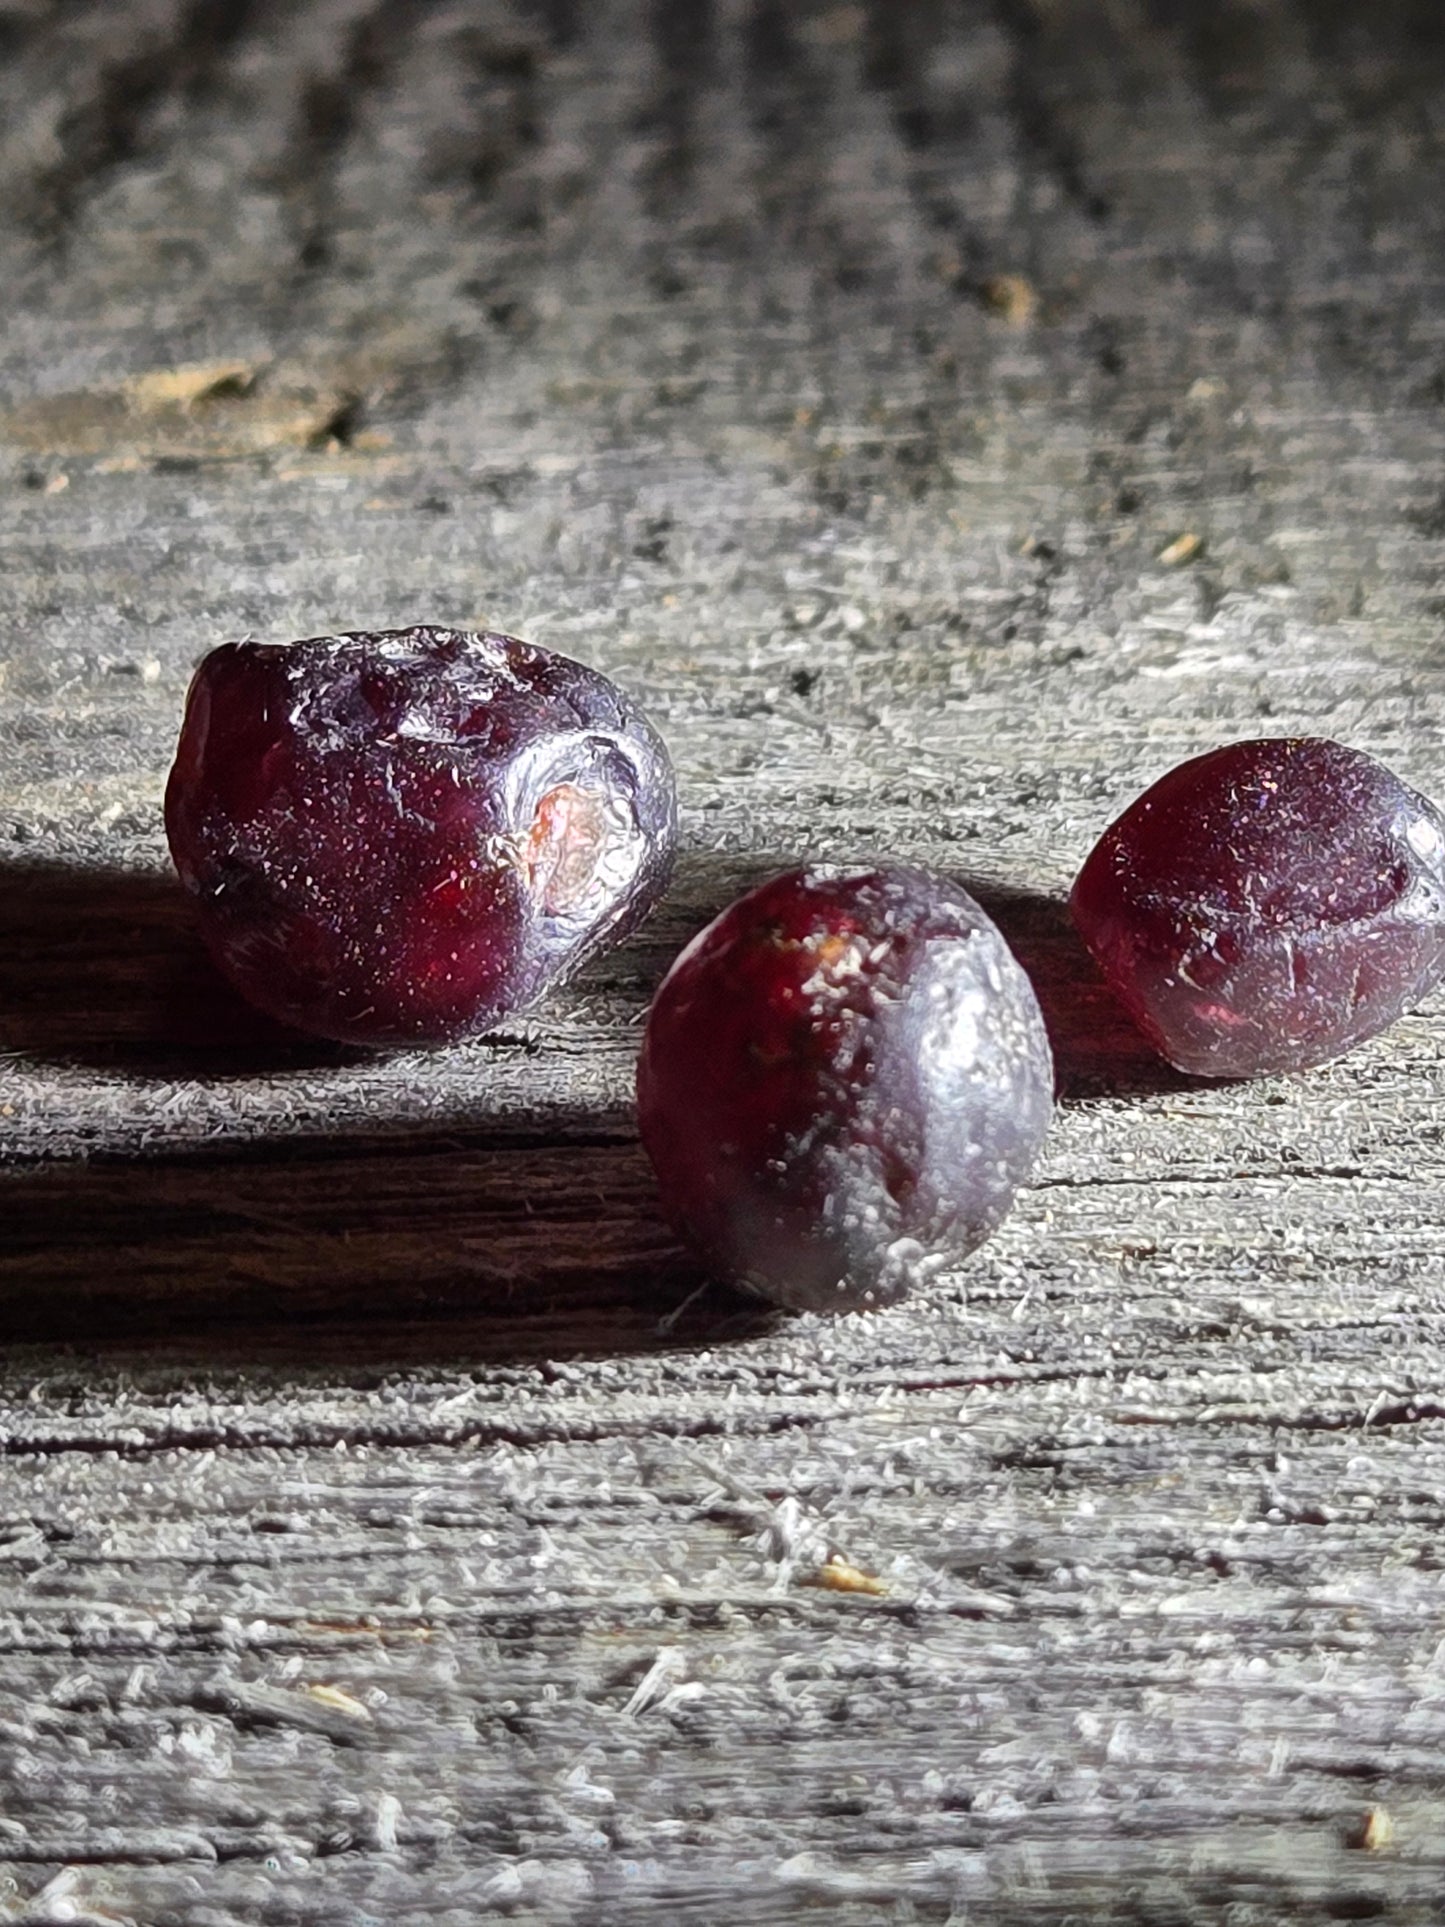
[
  {"xmin": 166, "ymin": 627, "xmax": 676, "ymax": 1045},
  {"xmin": 636, "ymin": 864, "xmax": 1055, "ymax": 1313},
  {"xmin": 1071, "ymin": 736, "xmax": 1445, "ymax": 1077}
]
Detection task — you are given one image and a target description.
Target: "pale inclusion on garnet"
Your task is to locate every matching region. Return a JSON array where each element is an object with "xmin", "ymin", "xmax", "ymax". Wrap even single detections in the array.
[
  {"xmin": 524, "ymin": 781, "xmax": 644, "ymax": 920},
  {"xmin": 165, "ymin": 627, "xmax": 676, "ymax": 1045},
  {"xmin": 1071, "ymin": 736, "xmax": 1445, "ymax": 1077}
]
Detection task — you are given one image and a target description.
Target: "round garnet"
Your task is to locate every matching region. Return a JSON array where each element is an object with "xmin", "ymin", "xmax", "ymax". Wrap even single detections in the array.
[
  {"xmin": 637, "ymin": 864, "xmax": 1055, "ymax": 1313},
  {"xmin": 1071, "ymin": 736, "xmax": 1445, "ymax": 1077},
  {"xmin": 165, "ymin": 627, "xmax": 676, "ymax": 1045}
]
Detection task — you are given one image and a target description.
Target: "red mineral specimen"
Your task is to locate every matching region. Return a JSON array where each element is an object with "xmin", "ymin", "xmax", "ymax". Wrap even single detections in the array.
[
  {"xmin": 166, "ymin": 627, "xmax": 676, "ymax": 1045},
  {"xmin": 637, "ymin": 865, "xmax": 1055, "ymax": 1313},
  {"xmin": 1071, "ymin": 737, "xmax": 1445, "ymax": 1077}
]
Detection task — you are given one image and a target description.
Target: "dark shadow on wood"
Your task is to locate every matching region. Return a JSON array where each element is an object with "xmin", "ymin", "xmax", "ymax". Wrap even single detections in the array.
[
  {"xmin": 0, "ymin": 856, "xmax": 1192, "ymax": 1367},
  {"xmin": 0, "ymin": 852, "xmax": 775, "ymax": 1080},
  {"xmin": 0, "ymin": 859, "xmax": 369, "ymax": 1074},
  {"xmin": 965, "ymin": 880, "xmax": 1202, "ymax": 1101},
  {"xmin": 0, "ymin": 1133, "xmax": 777, "ymax": 1365}
]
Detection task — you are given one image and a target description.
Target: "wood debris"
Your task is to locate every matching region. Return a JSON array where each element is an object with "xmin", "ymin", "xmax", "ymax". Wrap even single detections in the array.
[
  {"xmin": 809, "ymin": 1556, "xmax": 889, "ymax": 1597},
  {"xmin": 0, "ymin": 326, "xmax": 453, "ymax": 466},
  {"xmin": 303, "ymin": 1682, "xmax": 374, "ymax": 1722},
  {"xmin": 121, "ymin": 360, "xmax": 258, "ymax": 407},
  {"xmin": 982, "ymin": 274, "xmax": 1038, "ymax": 326},
  {"xmin": 1357, "ymin": 1806, "xmax": 1395, "ymax": 1851},
  {"xmin": 1, "ymin": 359, "xmax": 353, "ymax": 462}
]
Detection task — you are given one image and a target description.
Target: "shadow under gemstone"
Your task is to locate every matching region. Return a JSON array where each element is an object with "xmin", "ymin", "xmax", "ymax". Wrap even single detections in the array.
[
  {"xmin": 964, "ymin": 878, "xmax": 1199, "ymax": 1099},
  {"xmin": 0, "ymin": 1129, "xmax": 777, "ymax": 1362},
  {"xmin": 0, "ymin": 858, "xmax": 366, "ymax": 1074},
  {"xmin": 0, "ymin": 855, "xmax": 1183, "ymax": 1365}
]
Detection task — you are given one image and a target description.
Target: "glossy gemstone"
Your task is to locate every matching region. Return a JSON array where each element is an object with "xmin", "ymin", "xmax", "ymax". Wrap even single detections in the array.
[
  {"xmin": 637, "ymin": 865, "xmax": 1055, "ymax": 1313},
  {"xmin": 1071, "ymin": 737, "xmax": 1445, "ymax": 1077},
  {"xmin": 166, "ymin": 627, "xmax": 676, "ymax": 1045}
]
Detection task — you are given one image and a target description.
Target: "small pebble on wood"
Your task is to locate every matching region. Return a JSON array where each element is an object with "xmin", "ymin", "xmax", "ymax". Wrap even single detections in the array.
[
  {"xmin": 166, "ymin": 626, "xmax": 677, "ymax": 1045},
  {"xmin": 637, "ymin": 864, "xmax": 1055, "ymax": 1312},
  {"xmin": 1071, "ymin": 736, "xmax": 1445, "ymax": 1077}
]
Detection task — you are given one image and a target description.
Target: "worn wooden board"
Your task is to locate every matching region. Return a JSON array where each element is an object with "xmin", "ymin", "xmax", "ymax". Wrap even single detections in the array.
[{"xmin": 2, "ymin": 0, "xmax": 1445, "ymax": 1919}]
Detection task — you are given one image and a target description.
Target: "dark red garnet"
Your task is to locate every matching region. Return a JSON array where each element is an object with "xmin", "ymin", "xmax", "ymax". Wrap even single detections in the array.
[
  {"xmin": 637, "ymin": 865, "xmax": 1055, "ymax": 1313},
  {"xmin": 166, "ymin": 627, "xmax": 676, "ymax": 1046},
  {"xmin": 1071, "ymin": 736, "xmax": 1445, "ymax": 1077}
]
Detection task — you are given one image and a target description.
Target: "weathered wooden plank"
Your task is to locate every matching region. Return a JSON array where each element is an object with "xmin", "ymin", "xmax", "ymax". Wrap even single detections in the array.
[{"xmin": 3, "ymin": 0, "xmax": 1445, "ymax": 1918}]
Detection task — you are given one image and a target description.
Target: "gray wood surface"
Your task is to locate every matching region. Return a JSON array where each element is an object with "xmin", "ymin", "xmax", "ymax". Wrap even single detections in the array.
[{"xmin": 2, "ymin": 1, "xmax": 1445, "ymax": 1919}]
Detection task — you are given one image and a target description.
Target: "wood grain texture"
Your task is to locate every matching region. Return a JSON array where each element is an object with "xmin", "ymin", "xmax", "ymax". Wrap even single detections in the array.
[{"xmin": 2, "ymin": 0, "xmax": 1445, "ymax": 1919}]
